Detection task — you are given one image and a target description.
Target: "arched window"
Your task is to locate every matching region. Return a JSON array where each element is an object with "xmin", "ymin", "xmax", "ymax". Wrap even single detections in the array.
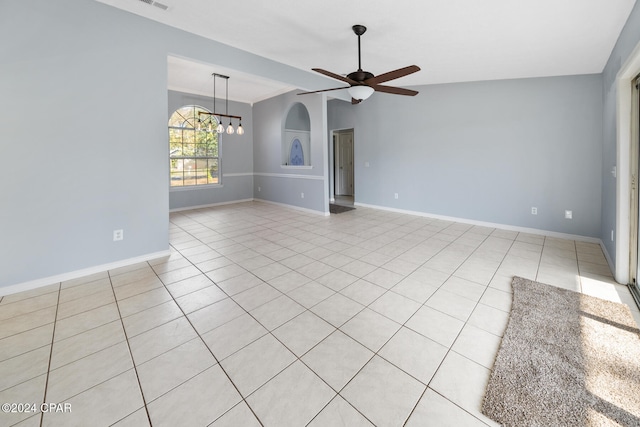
[{"xmin": 169, "ymin": 105, "xmax": 220, "ymax": 187}]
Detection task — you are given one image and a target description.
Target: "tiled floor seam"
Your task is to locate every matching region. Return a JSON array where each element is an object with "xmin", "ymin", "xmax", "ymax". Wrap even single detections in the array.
[
  {"xmin": 148, "ymin": 243, "xmax": 268, "ymax": 427},
  {"xmin": 400, "ymin": 384, "xmax": 494, "ymax": 427},
  {"xmin": 425, "ymin": 387, "xmax": 495, "ymax": 427},
  {"xmin": 54, "ymin": 299, "xmax": 115, "ymax": 323},
  {"xmin": 38, "ymin": 282, "xmax": 61, "ymax": 427},
  {"xmin": 421, "ymin": 232, "xmax": 540, "ymax": 426},
  {"xmin": 318, "ymin": 228, "xmax": 491, "ymax": 427},
  {"xmin": 107, "ymin": 270, "xmax": 153, "ymax": 427},
  {"xmin": 394, "ymin": 232, "xmax": 518, "ymax": 426},
  {"xmin": 167, "ymin": 217, "xmax": 417, "ymax": 424},
  {"xmin": 392, "ymin": 230, "xmax": 508, "ymax": 330},
  {"xmin": 574, "ymin": 240, "xmax": 585, "ymax": 293},
  {"xmin": 532, "ymin": 236, "xmax": 547, "ymax": 284},
  {"xmin": 290, "ymin": 333, "xmax": 377, "ymax": 426},
  {"xmin": 304, "ymin": 392, "xmax": 375, "ymax": 426}
]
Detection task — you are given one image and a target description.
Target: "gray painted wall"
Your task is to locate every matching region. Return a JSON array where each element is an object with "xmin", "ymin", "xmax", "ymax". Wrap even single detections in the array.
[
  {"xmin": 284, "ymin": 103, "xmax": 311, "ymax": 131},
  {"xmin": 253, "ymin": 91, "xmax": 328, "ymax": 213},
  {"xmin": 329, "ymin": 74, "xmax": 604, "ymax": 237},
  {"xmin": 0, "ymin": 0, "xmax": 169, "ymax": 288},
  {"xmin": 167, "ymin": 90, "xmax": 253, "ymax": 210},
  {"xmin": 0, "ymin": 0, "xmax": 334, "ymax": 289},
  {"xmin": 601, "ymin": 2, "xmax": 640, "ymax": 265}
]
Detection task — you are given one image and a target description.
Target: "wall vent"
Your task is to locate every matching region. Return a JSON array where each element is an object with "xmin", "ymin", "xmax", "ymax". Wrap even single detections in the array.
[
  {"xmin": 137, "ymin": 0, "xmax": 169, "ymax": 11},
  {"xmin": 152, "ymin": 2, "xmax": 169, "ymax": 10}
]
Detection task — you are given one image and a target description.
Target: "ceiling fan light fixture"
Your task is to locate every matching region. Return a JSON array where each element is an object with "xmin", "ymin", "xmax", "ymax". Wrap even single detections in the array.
[
  {"xmin": 299, "ymin": 25, "xmax": 420, "ymax": 101},
  {"xmin": 348, "ymin": 85, "xmax": 374, "ymax": 101}
]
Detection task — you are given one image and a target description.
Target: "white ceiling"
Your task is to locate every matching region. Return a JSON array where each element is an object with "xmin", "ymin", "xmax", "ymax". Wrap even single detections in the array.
[
  {"xmin": 98, "ymin": 0, "xmax": 636, "ymax": 104},
  {"xmin": 166, "ymin": 57, "xmax": 296, "ymax": 104}
]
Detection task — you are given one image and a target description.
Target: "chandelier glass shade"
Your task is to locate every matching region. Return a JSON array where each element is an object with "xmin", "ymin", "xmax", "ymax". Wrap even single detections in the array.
[{"xmin": 197, "ymin": 73, "xmax": 244, "ymax": 136}]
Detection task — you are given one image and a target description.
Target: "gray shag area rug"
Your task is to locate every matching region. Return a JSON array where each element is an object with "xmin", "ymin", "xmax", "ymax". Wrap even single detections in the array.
[{"xmin": 482, "ymin": 276, "xmax": 640, "ymax": 426}]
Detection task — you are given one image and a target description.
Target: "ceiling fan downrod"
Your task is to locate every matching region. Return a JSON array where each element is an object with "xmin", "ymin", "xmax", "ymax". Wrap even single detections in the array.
[
  {"xmin": 353, "ymin": 24, "xmax": 366, "ymax": 71},
  {"xmin": 349, "ymin": 24, "xmax": 373, "ymax": 83}
]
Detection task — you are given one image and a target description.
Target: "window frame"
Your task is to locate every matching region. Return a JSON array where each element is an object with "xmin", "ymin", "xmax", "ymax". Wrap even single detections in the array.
[{"xmin": 168, "ymin": 105, "xmax": 222, "ymax": 189}]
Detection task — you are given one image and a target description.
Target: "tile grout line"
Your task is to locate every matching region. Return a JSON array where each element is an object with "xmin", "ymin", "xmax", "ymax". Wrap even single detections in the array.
[
  {"xmin": 176, "ymin": 206, "xmax": 524, "ymax": 425},
  {"xmin": 309, "ymin": 228, "xmax": 501, "ymax": 426},
  {"xmin": 38, "ymin": 282, "xmax": 61, "ymax": 427},
  {"xmin": 397, "ymin": 230, "xmax": 518, "ymax": 427},
  {"xmin": 398, "ymin": 229, "xmax": 506, "ymax": 426},
  {"xmin": 534, "ymin": 235, "xmax": 546, "ymax": 283},
  {"xmin": 178, "ymin": 224, "xmax": 502, "ymax": 419},
  {"xmin": 170, "ymin": 208, "xmax": 573, "ymax": 425},
  {"xmin": 177, "ymin": 209, "xmax": 504, "ymax": 426},
  {"xmin": 574, "ymin": 240, "xmax": 583, "ymax": 293},
  {"xmin": 106, "ymin": 270, "xmax": 153, "ymax": 427},
  {"xmin": 172, "ymin": 216, "xmax": 383, "ymax": 425},
  {"xmin": 148, "ymin": 239, "xmax": 267, "ymax": 427},
  {"xmin": 0, "ymin": 304, "xmax": 59, "ymax": 345}
]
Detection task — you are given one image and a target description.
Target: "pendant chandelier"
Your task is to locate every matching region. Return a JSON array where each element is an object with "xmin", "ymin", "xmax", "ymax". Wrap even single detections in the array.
[{"xmin": 197, "ymin": 73, "xmax": 244, "ymax": 135}]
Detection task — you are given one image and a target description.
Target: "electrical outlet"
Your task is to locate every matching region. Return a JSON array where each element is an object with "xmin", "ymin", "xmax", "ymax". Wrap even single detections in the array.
[
  {"xmin": 113, "ymin": 229, "xmax": 124, "ymax": 241},
  {"xmin": 258, "ymin": 186, "xmax": 261, "ymax": 192},
  {"xmin": 301, "ymin": 192, "xmax": 304, "ymax": 199},
  {"xmin": 531, "ymin": 207, "xmax": 537, "ymax": 215},
  {"xmin": 611, "ymin": 230, "xmax": 614, "ymax": 241},
  {"xmin": 394, "ymin": 193, "xmax": 399, "ymax": 199},
  {"xmin": 565, "ymin": 210, "xmax": 573, "ymax": 219}
]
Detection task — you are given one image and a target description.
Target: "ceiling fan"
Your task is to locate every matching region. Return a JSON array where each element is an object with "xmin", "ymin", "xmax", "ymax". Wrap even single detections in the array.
[{"xmin": 298, "ymin": 24, "xmax": 420, "ymax": 104}]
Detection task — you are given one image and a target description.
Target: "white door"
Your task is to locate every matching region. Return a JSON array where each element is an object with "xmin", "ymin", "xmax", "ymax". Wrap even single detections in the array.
[{"xmin": 336, "ymin": 131, "xmax": 354, "ymax": 196}]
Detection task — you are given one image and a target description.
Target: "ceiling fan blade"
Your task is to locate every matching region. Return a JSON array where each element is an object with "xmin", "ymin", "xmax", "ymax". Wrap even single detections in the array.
[
  {"xmin": 371, "ymin": 84, "xmax": 419, "ymax": 96},
  {"xmin": 364, "ymin": 65, "xmax": 421, "ymax": 86},
  {"xmin": 297, "ymin": 86, "xmax": 349, "ymax": 95},
  {"xmin": 312, "ymin": 68, "xmax": 359, "ymax": 86}
]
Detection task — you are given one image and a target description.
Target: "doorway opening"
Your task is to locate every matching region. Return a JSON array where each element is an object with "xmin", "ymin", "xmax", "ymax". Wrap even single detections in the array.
[{"xmin": 333, "ymin": 129, "xmax": 354, "ymax": 207}]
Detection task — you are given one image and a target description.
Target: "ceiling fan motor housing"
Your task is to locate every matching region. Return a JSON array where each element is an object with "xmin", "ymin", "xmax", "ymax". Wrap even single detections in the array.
[{"xmin": 347, "ymin": 70, "xmax": 374, "ymax": 83}]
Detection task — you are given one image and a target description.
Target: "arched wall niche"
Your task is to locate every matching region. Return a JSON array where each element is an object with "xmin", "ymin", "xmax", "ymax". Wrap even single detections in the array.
[{"xmin": 282, "ymin": 102, "xmax": 311, "ymax": 167}]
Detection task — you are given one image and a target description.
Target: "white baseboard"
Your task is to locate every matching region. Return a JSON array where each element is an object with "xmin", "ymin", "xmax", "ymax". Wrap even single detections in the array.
[
  {"xmin": 0, "ymin": 250, "xmax": 171, "ymax": 297},
  {"xmin": 170, "ymin": 198, "xmax": 254, "ymax": 213},
  {"xmin": 253, "ymin": 198, "xmax": 330, "ymax": 216},
  {"xmin": 354, "ymin": 202, "xmax": 602, "ymax": 244}
]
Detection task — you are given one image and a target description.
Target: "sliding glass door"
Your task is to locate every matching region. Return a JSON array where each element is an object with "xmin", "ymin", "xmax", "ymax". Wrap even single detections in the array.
[{"xmin": 631, "ymin": 74, "xmax": 640, "ymax": 308}]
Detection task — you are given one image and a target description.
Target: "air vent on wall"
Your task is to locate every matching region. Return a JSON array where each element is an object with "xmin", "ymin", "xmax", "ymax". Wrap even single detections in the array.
[
  {"xmin": 152, "ymin": 2, "xmax": 168, "ymax": 10},
  {"xmin": 137, "ymin": 0, "xmax": 169, "ymax": 11}
]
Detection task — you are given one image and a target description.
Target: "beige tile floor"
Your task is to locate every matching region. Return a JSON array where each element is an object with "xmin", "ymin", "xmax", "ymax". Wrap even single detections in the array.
[{"xmin": 1, "ymin": 201, "xmax": 638, "ymax": 427}]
